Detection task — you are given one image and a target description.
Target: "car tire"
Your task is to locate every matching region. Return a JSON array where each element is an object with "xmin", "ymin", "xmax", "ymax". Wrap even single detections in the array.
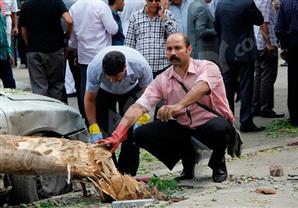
[
  {"xmin": 9, "ymin": 132, "xmax": 72, "ymax": 203},
  {"xmin": 10, "ymin": 175, "xmax": 39, "ymax": 203},
  {"xmin": 10, "ymin": 171, "xmax": 72, "ymax": 203}
]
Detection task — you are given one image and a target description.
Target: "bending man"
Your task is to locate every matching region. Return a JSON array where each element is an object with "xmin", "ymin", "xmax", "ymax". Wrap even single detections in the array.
[{"xmin": 84, "ymin": 46, "xmax": 153, "ymax": 176}]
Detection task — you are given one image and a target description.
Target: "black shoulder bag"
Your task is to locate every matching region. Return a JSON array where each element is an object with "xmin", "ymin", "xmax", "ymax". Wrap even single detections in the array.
[{"xmin": 174, "ymin": 77, "xmax": 243, "ymax": 158}]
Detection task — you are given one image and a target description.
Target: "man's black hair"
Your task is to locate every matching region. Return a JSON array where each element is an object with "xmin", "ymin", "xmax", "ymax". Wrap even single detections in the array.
[
  {"xmin": 108, "ymin": 0, "xmax": 117, "ymax": 6},
  {"xmin": 102, "ymin": 51, "xmax": 126, "ymax": 76}
]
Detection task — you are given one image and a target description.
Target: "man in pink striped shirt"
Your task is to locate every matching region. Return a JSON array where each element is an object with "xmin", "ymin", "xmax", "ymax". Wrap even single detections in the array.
[{"xmin": 99, "ymin": 33, "xmax": 235, "ymax": 183}]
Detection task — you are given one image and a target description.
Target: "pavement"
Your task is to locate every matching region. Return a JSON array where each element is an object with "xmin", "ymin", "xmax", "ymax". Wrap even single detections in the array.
[{"xmin": 8, "ymin": 60, "xmax": 298, "ymax": 207}]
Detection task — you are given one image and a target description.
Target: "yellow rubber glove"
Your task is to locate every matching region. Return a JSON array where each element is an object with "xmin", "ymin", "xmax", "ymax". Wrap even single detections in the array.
[
  {"xmin": 88, "ymin": 123, "xmax": 103, "ymax": 144},
  {"xmin": 133, "ymin": 113, "xmax": 151, "ymax": 130}
]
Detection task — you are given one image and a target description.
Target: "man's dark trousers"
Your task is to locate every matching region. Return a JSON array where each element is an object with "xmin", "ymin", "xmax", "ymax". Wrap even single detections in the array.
[
  {"xmin": 252, "ymin": 49, "xmax": 278, "ymax": 113},
  {"xmin": 222, "ymin": 61, "xmax": 255, "ymax": 127},
  {"xmin": 0, "ymin": 59, "xmax": 16, "ymax": 88},
  {"xmin": 95, "ymin": 85, "xmax": 142, "ymax": 176},
  {"xmin": 287, "ymin": 34, "xmax": 298, "ymax": 125},
  {"xmin": 133, "ymin": 117, "xmax": 234, "ymax": 173}
]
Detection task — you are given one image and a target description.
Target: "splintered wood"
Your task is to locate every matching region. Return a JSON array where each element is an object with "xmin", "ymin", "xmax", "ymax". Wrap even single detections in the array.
[{"xmin": 0, "ymin": 135, "xmax": 151, "ymax": 200}]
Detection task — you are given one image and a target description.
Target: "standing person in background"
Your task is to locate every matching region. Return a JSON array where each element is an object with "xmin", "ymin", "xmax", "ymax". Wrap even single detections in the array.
[
  {"xmin": 215, "ymin": 0, "xmax": 264, "ymax": 132},
  {"xmin": 275, "ymin": 0, "xmax": 298, "ymax": 126},
  {"xmin": 68, "ymin": 0, "xmax": 118, "ymax": 121},
  {"xmin": 109, "ymin": 0, "xmax": 125, "ymax": 45},
  {"xmin": 4, "ymin": 0, "xmax": 18, "ymax": 46},
  {"xmin": 125, "ymin": 0, "xmax": 180, "ymax": 77},
  {"xmin": 167, "ymin": 0, "xmax": 193, "ymax": 33},
  {"xmin": 0, "ymin": 9, "xmax": 16, "ymax": 88},
  {"xmin": 20, "ymin": 0, "xmax": 72, "ymax": 102},
  {"xmin": 119, "ymin": 0, "xmax": 145, "ymax": 37},
  {"xmin": 252, "ymin": 0, "xmax": 284, "ymax": 118},
  {"xmin": 187, "ymin": 0, "xmax": 218, "ymax": 64}
]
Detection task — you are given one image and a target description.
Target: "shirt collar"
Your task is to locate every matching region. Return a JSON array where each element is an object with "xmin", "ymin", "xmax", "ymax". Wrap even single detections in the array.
[
  {"xmin": 167, "ymin": 58, "xmax": 196, "ymax": 80},
  {"xmin": 126, "ymin": 63, "xmax": 134, "ymax": 76}
]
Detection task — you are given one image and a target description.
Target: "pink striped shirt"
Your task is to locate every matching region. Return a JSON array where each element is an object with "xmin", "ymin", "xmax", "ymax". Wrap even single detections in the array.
[{"xmin": 137, "ymin": 59, "xmax": 234, "ymax": 129}]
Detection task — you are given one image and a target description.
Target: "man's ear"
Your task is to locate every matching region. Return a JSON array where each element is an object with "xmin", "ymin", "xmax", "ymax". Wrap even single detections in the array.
[{"xmin": 187, "ymin": 45, "xmax": 192, "ymax": 54}]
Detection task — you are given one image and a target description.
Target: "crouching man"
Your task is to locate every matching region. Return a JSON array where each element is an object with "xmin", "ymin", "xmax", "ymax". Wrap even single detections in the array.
[{"xmin": 99, "ymin": 33, "xmax": 235, "ymax": 183}]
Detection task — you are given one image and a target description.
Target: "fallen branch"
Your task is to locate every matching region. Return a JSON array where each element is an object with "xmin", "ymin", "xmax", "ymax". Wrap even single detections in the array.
[{"xmin": 0, "ymin": 135, "xmax": 151, "ymax": 200}]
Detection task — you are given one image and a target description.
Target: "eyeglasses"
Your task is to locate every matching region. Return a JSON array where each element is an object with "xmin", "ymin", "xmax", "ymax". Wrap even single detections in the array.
[{"xmin": 147, "ymin": 0, "xmax": 161, "ymax": 2}]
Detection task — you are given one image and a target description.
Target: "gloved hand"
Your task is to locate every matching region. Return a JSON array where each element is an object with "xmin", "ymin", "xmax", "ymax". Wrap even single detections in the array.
[
  {"xmin": 97, "ymin": 124, "xmax": 129, "ymax": 153},
  {"xmin": 133, "ymin": 113, "xmax": 151, "ymax": 131},
  {"xmin": 89, "ymin": 123, "xmax": 103, "ymax": 144}
]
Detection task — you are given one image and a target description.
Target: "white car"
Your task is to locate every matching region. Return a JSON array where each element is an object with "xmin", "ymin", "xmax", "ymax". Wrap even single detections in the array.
[{"xmin": 0, "ymin": 89, "xmax": 88, "ymax": 204}]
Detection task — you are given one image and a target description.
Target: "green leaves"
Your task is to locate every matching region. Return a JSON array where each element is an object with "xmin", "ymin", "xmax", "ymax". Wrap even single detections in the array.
[{"xmin": 266, "ymin": 119, "xmax": 298, "ymax": 138}]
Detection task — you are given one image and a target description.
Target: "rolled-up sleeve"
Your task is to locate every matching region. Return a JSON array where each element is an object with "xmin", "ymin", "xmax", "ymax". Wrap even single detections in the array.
[
  {"xmin": 86, "ymin": 62, "xmax": 101, "ymax": 92},
  {"xmin": 136, "ymin": 79, "xmax": 162, "ymax": 111},
  {"xmin": 138, "ymin": 64, "xmax": 153, "ymax": 89},
  {"xmin": 195, "ymin": 61, "xmax": 221, "ymax": 91}
]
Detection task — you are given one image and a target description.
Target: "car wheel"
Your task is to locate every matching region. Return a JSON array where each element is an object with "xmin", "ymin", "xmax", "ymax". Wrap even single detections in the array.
[{"xmin": 9, "ymin": 132, "xmax": 72, "ymax": 203}]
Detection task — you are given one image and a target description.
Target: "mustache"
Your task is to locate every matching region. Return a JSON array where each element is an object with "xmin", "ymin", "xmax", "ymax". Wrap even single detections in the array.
[{"xmin": 169, "ymin": 56, "xmax": 181, "ymax": 61}]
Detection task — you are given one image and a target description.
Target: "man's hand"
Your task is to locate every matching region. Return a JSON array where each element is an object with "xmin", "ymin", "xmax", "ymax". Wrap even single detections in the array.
[
  {"xmin": 133, "ymin": 113, "xmax": 151, "ymax": 131},
  {"xmin": 158, "ymin": 2, "xmax": 166, "ymax": 21},
  {"xmin": 89, "ymin": 123, "xmax": 103, "ymax": 144},
  {"xmin": 97, "ymin": 124, "xmax": 129, "ymax": 153},
  {"xmin": 12, "ymin": 27, "xmax": 18, "ymax": 36},
  {"xmin": 157, "ymin": 104, "xmax": 183, "ymax": 122},
  {"xmin": 8, "ymin": 54, "xmax": 15, "ymax": 66},
  {"xmin": 265, "ymin": 43, "xmax": 276, "ymax": 57},
  {"xmin": 90, "ymin": 133, "xmax": 103, "ymax": 144},
  {"xmin": 97, "ymin": 136, "xmax": 120, "ymax": 153}
]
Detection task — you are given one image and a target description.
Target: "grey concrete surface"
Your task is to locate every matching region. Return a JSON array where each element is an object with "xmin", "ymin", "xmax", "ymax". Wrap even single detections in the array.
[{"xmin": 7, "ymin": 59, "xmax": 298, "ymax": 208}]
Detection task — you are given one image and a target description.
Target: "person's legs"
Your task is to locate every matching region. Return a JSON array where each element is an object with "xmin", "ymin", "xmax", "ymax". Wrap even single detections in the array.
[
  {"xmin": 27, "ymin": 52, "xmax": 49, "ymax": 96},
  {"xmin": 287, "ymin": 46, "xmax": 298, "ymax": 126},
  {"xmin": 47, "ymin": 49, "xmax": 66, "ymax": 102},
  {"xmin": 78, "ymin": 64, "xmax": 88, "ymax": 121},
  {"xmin": 0, "ymin": 59, "xmax": 16, "ymax": 88},
  {"xmin": 134, "ymin": 120, "xmax": 192, "ymax": 172},
  {"xmin": 117, "ymin": 86, "xmax": 142, "ymax": 176},
  {"xmin": 192, "ymin": 117, "xmax": 234, "ymax": 182},
  {"xmin": 221, "ymin": 61, "xmax": 238, "ymax": 113},
  {"xmin": 239, "ymin": 61, "xmax": 255, "ymax": 126},
  {"xmin": 259, "ymin": 49, "xmax": 278, "ymax": 114},
  {"xmin": 252, "ymin": 52, "xmax": 262, "ymax": 115}
]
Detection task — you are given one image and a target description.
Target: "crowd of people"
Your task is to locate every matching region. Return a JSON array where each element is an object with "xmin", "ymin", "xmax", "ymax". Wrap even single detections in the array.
[{"xmin": 1, "ymin": 0, "xmax": 297, "ymax": 183}]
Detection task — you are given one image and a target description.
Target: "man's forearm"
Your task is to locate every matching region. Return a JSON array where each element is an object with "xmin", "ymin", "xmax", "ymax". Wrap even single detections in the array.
[
  {"xmin": 177, "ymin": 81, "xmax": 210, "ymax": 109},
  {"xmin": 21, "ymin": 27, "xmax": 28, "ymax": 46},
  {"xmin": 260, "ymin": 23, "xmax": 271, "ymax": 45},
  {"xmin": 84, "ymin": 92, "xmax": 97, "ymax": 125},
  {"xmin": 11, "ymin": 13, "xmax": 17, "ymax": 29}
]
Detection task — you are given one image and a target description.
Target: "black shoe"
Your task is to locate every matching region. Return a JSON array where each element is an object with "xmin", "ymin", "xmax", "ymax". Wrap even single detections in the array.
[
  {"xmin": 212, "ymin": 166, "xmax": 228, "ymax": 183},
  {"xmin": 251, "ymin": 110, "xmax": 261, "ymax": 117},
  {"xmin": 261, "ymin": 110, "xmax": 284, "ymax": 118},
  {"xmin": 174, "ymin": 171, "xmax": 194, "ymax": 181},
  {"xmin": 240, "ymin": 123, "xmax": 265, "ymax": 132}
]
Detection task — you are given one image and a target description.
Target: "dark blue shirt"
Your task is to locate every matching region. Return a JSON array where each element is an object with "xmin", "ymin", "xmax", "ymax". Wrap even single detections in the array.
[
  {"xmin": 111, "ymin": 10, "xmax": 125, "ymax": 46},
  {"xmin": 275, "ymin": 0, "xmax": 298, "ymax": 35}
]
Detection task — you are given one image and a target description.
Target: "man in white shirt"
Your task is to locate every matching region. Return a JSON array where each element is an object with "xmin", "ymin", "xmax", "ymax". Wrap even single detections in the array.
[
  {"xmin": 4, "ymin": 0, "xmax": 18, "ymax": 46},
  {"xmin": 119, "ymin": 0, "xmax": 145, "ymax": 36},
  {"xmin": 68, "ymin": 0, "xmax": 118, "ymax": 119}
]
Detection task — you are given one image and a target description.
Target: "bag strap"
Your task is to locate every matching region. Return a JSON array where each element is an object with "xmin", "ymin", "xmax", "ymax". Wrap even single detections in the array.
[{"xmin": 173, "ymin": 76, "xmax": 223, "ymax": 118}]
